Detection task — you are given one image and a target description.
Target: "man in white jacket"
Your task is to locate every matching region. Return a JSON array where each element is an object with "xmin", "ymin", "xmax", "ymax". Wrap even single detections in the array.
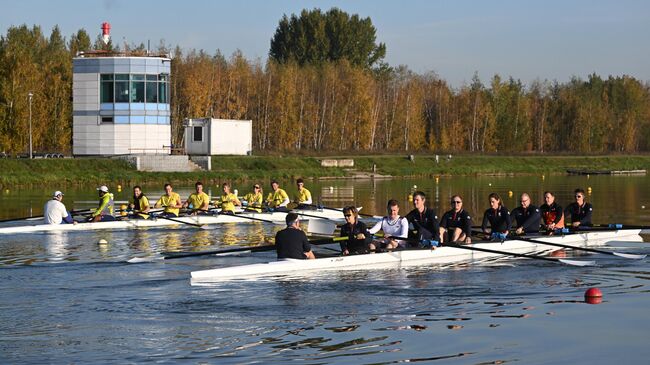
[{"xmin": 44, "ymin": 191, "xmax": 77, "ymax": 225}]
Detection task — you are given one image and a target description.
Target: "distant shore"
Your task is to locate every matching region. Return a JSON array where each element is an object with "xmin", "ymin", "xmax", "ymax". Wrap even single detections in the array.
[{"xmin": 1, "ymin": 154, "xmax": 648, "ymax": 187}]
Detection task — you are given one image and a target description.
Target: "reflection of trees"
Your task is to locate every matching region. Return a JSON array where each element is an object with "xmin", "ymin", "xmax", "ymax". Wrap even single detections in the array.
[{"xmin": 162, "ymin": 231, "xmax": 183, "ymax": 252}]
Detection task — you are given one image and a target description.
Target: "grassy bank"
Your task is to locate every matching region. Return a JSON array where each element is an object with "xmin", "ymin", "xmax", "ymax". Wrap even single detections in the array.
[{"xmin": 1, "ymin": 154, "xmax": 648, "ymax": 187}]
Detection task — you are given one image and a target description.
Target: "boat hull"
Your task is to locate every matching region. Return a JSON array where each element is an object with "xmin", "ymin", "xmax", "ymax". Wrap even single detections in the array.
[{"xmin": 190, "ymin": 229, "xmax": 644, "ymax": 283}]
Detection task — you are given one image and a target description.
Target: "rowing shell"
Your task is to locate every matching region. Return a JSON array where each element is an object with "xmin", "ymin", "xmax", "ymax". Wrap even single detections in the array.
[
  {"xmin": 0, "ymin": 208, "xmax": 355, "ymax": 235},
  {"xmin": 190, "ymin": 229, "xmax": 644, "ymax": 283}
]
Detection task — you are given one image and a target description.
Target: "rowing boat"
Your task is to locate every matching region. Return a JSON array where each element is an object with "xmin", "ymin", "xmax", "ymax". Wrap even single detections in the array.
[
  {"xmin": 0, "ymin": 207, "xmax": 356, "ymax": 235},
  {"xmin": 190, "ymin": 229, "xmax": 644, "ymax": 283}
]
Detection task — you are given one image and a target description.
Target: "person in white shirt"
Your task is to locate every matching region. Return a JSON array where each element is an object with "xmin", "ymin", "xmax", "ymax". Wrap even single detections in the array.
[
  {"xmin": 44, "ymin": 191, "xmax": 77, "ymax": 225},
  {"xmin": 368, "ymin": 199, "xmax": 409, "ymax": 250}
]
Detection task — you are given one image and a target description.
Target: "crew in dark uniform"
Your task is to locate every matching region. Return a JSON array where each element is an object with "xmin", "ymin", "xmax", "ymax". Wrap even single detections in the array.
[
  {"xmin": 481, "ymin": 192, "xmax": 511, "ymax": 240},
  {"xmin": 511, "ymin": 193, "xmax": 541, "ymax": 235},
  {"xmin": 339, "ymin": 206, "xmax": 371, "ymax": 255},
  {"xmin": 539, "ymin": 191, "xmax": 565, "ymax": 234},
  {"xmin": 275, "ymin": 213, "xmax": 315, "ymax": 259},
  {"xmin": 405, "ymin": 191, "xmax": 440, "ymax": 247},
  {"xmin": 564, "ymin": 188, "xmax": 593, "ymax": 228},
  {"xmin": 439, "ymin": 194, "xmax": 473, "ymax": 244}
]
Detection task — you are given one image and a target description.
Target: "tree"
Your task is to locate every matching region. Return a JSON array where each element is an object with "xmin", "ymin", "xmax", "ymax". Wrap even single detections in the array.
[{"xmin": 269, "ymin": 8, "xmax": 386, "ymax": 69}]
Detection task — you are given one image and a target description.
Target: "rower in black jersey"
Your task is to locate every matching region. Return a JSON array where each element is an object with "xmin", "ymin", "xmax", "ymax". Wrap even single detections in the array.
[
  {"xmin": 481, "ymin": 192, "xmax": 511, "ymax": 240},
  {"xmin": 405, "ymin": 191, "xmax": 440, "ymax": 247},
  {"xmin": 564, "ymin": 188, "xmax": 593, "ymax": 228},
  {"xmin": 510, "ymin": 193, "xmax": 541, "ymax": 235},
  {"xmin": 439, "ymin": 194, "xmax": 472, "ymax": 244}
]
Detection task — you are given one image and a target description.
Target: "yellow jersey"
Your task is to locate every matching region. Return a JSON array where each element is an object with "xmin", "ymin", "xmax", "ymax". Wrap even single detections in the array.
[
  {"xmin": 187, "ymin": 192, "xmax": 210, "ymax": 211},
  {"xmin": 220, "ymin": 192, "xmax": 239, "ymax": 213},
  {"xmin": 294, "ymin": 187, "xmax": 312, "ymax": 204},
  {"xmin": 243, "ymin": 192, "xmax": 263, "ymax": 212},
  {"xmin": 156, "ymin": 192, "xmax": 181, "ymax": 216},
  {"xmin": 266, "ymin": 188, "xmax": 289, "ymax": 208},
  {"xmin": 129, "ymin": 195, "xmax": 150, "ymax": 219}
]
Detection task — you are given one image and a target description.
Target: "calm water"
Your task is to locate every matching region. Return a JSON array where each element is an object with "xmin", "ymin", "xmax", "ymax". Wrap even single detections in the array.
[{"xmin": 1, "ymin": 175, "xmax": 649, "ymax": 364}]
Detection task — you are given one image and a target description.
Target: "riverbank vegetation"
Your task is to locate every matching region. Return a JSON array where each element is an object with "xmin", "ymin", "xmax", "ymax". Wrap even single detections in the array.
[{"xmin": 1, "ymin": 155, "xmax": 648, "ymax": 187}]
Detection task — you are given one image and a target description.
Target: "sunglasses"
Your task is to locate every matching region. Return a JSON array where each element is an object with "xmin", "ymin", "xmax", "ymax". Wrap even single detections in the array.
[
  {"xmin": 254, "ymin": 186, "xmax": 260, "ymax": 189},
  {"xmin": 575, "ymin": 195, "xmax": 583, "ymax": 198},
  {"xmin": 451, "ymin": 201, "xmax": 462, "ymax": 204},
  {"xmin": 344, "ymin": 214, "xmax": 353, "ymax": 217}
]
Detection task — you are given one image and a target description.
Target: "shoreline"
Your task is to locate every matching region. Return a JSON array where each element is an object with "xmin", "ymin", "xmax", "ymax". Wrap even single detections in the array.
[{"xmin": 1, "ymin": 154, "xmax": 648, "ymax": 187}]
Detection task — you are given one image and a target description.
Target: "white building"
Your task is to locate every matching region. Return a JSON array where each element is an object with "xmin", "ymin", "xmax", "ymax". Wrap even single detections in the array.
[
  {"xmin": 72, "ymin": 55, "xmax": 172, "ymax": 155},
  {"xmin": 184, "ymin": 118, "xmax": 252, "ymax": 155}
]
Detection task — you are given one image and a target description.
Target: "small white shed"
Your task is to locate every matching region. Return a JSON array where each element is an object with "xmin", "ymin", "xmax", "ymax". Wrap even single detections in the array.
[{"xmin": 184, "ymin": 118, "xmax": 252, "ymax": 155}]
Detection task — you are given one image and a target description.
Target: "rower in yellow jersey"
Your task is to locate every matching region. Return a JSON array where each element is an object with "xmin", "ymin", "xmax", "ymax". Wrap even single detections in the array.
[
  {"xmin": 266, "ymin": 180, "xmax": 290, "ymax": 212},
  {"xmin": 182, "ymin": 181, "xmax": 210, "ymax": 215},
  {"xmin": 128, "ymin": 185, "xmax": 150, "ymax": 219},
  {"xmin": 219, "ymin": 182, "xmax": 241, "ymax": 214},
  {"xmin": 293, "ymin": 178, "xmax": 313, "ymax": 209},
  {"xmin": 243, "ymin": 184, "xmax": 264, "ymax": 213},
  {"xmin": 154, "ymin": 183, "xmax": 183, "ymax": 217}
]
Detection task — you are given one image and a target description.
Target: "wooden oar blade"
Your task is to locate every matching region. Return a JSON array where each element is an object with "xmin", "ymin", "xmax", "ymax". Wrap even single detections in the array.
[
  {"xmin": 557, "ymin": 258, "xmax": 597, "ymax": 267},
  {"xmin": 612, "ymin": 252, "xmax": 647, "ymax": 259}
]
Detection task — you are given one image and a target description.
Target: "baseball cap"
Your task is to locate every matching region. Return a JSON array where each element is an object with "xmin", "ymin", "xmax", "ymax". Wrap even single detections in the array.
[
  {"xmin": 53, "ymin": 191, "xmax": 64, "ymax": 198},
  {"xmin": 97, "ymin": 185, "xmax": 109, "ymax": 193}
]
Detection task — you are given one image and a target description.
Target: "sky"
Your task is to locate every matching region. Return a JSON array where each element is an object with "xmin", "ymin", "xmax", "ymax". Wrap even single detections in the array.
[{"xmin": 2, "ymin": 0, "xmax": 649, "ymax": 87}]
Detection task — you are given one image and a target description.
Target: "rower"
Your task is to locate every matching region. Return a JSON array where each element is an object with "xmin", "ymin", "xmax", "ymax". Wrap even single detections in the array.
[
  {"xmin": 405, "ymin": 191, "xmax": 440, "ymax": 247},
  {"xmin": 439, "ymin": 195, "xmax": 472, "ymax": 244},
  {"xmin": 368, "ymin": 199, "xmax": 409, "ymax": 250},
  {"xmin": 90, "ymin": 185, "xmax": 115, "ymax": 222},
  {"xmin": 219, "ymin": 182, "xmax": 241, "ymax": 214},
  {"xmin": 243, "ymin": 184, "xmax": 264, "ymax": 213},
  {"xmin": 275, "ymin": 212, "xmax": 316, "ymax": 260},
  {"xmin": 540, "ymin": 191, "xmax": 565, "ymax": 234},
  {"xmin": 564, "ymin": 188, "xmax": 593, "ymax": 228},
  {"xmin": 265, "ymin": 180, "xmax": 290, "ymax": 212},
  {"xmin": 44, "ymin": 191, "xmax": 77, "ymax": 225},
  {"xmin": 183, "ymin": 181, "xmax": 210, "ymax": 215},
  {"xmin": 340, "ymin": 206, "xmax": 372, "ymax": 255},
  {"xmin": 293, "ymin": 178, "xmax": 313, "ymax": 209},
  {"xmin": 128, "ymin": 185, "xmax": 150, "ymax": 219},
  {"xmin": 511, "ymin": 193, "xmax": 541, "ymax": 235},
  {"xmin": 154, "ymin": 183, "xmax": 182, "ymax": 217},
  {"xmin": 481, "ymin": 192, "xmax": 511, "ymax": 240}
]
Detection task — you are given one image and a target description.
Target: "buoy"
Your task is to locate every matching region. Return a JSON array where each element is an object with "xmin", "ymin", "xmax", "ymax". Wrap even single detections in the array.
[
  {"xmin": 413, "ymin": 185, "xmax": 417, "ymax": 189},
  {"xmin": 329, "ymin": 186, "xmax": 334, "ymax": 192},
  {"xmin": 117, "ymin": 184, "xmax": 122, "ymax": 190},
  {"xmin": 488, "ymin": 183, "xmax": 492, "ymax": 186},
  {"xmin": 508, "ymin": 191, "xmax": 513, "ymax": 197},
  {"xmin": 435, "ymin": 177, "xmax": 439, "ymax": 184},
  {"xmin": 585, "ymin": 287, "xmax": 603, "ymax": 305},
  {"xmin": 408, "ymin": 195, "xmax": 413, "ymax": 202},
  {"xmin": 586, "ymin": 174, "xmax": 590, "ymax": 179},
  {"xmin": 542, "ymin": 175, "xmax": 545, "ymax": 180},
  {"xmin": 97, "ymin": 239, "xmax": 108, "ymax": 246},
  {"xmin": 120, "ymin": 204, "xmax": 127, "ymax": 210},
  {"xmin": 642, "ymin": 205, "xmax": 646, "ymax": 209},
  {"xmin": 587, "ymin": 187, "xmax": 592, "ymax": 195}
]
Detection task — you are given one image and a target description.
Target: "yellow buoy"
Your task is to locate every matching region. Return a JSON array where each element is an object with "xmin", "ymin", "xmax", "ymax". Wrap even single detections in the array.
[
  {"xmin": 542, "ymin": 175, "xmax": 545, "ymax": 180},
  {"xmin": 408, "ymin": 194, "xmax": 413, "ymax": 202},
  {"xmin": 435, "ymin": 177, "xmax": 439, "ymax": 184},
  {"xmin": 508, "ymin": 191, "xmax": 513, "ymax": 197},
  {"xmin": 117, "ymin": 184, "xmax": 122, "ymax": 190}
]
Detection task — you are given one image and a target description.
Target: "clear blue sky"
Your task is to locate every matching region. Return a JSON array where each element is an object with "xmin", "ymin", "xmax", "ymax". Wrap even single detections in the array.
[{"xmin": 3, "ymin": 0, "xmax": 649, "ymax": 87}]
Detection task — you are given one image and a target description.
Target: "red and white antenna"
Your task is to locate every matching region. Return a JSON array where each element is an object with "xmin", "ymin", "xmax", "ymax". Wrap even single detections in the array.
[{"xmin": 101, "ymin": 22, "xmax": 111, "ymax": 45}]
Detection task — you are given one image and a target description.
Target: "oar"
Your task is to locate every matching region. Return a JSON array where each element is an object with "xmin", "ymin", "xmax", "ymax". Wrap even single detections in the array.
[
  {"xmin": 443, "ymin": 242, "xmax": 596, "ymax": 267},
  {"xmin": 582, "ymin": 224, "xmax": 650, "ymax": 231},
  {"xmin": 301, "ymin": 203, "xmax": 379, "ymax": 219},
  {"xmin": 0, "ymin": 209, "xmax": 93, "ymax": 223},
  {"xmin": 514, "ymin": 235, "xmax": 646, "ymax": 259},
  {"xmin": 128, "ymin": 236, "xmax": 348, "ymax": 263},
  {"xmin": 152, "ymin": 214, "xmax": 207, "ymax": 229}
]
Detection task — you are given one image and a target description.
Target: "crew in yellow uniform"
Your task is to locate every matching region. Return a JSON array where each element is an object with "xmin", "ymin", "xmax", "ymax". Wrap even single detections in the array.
[
  {"xmin": 266, "ymin": 180, "xmax": 290, "ymax": 212},
  {"xmin": 128, "ymin": 185, "xmax": 150, "ymax": 219},
  {"xmin": 218, "ymin": 182, "xmax": 241, "ymax": 214},
  {"xmin": 154, "ymin": 183, "xmax": 183, "ymax": 217},
  {"xmin": 243, "ymin": 184, "xmax": 264, "ymax": 213},
  {"xmin": 183, "ymin": 181, "xmax": 210, "ymax": 215},
  {"xmin": 294, "ymin": 178, "xmax": 313, "ymax": 209},
  {"xmin": 90, "ymin": 185, "xmax": 115, "ymax": 222}
]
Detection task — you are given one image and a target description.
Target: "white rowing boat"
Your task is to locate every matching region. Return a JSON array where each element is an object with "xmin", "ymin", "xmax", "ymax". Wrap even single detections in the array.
[
  {"xmin": 0, "ymin": 208, "xmax": 355, "ymax": 235},
  {"xmin": 190, "ymin": 229, "xmax": 645, "ymax": 283}
]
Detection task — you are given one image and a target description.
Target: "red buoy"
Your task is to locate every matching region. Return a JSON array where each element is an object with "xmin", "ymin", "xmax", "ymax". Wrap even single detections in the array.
[{"xmin": 585, "ymin": 287, "xmax": 603, "ymax": 304}]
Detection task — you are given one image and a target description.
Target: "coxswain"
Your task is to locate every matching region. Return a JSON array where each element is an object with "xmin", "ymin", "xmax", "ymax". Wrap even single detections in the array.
[
  {"xmin": 405, "ymin": 191, "xmax": 440, "ymax": 247},
  {"xmin": 128, "ymin": 185, "xmax": 150, "ymax": 219},
  {"xmin": 90, "ymin": 185, "xmax": 115, "ymax": 222},
  {"xmin": 219, "ymin": 182, "xmax": 241, "ymax": 214},
  {"xmin": 564, "ymin": 188, "xmax": 593, "ymax": 228},
  {"xmin": 368, "ymin": 199, "xmax": 409, "ymax": 251},
  {"xmin": 439, "ymin": 195, "xmax": 472, "ymax": 244},
  {"xmin": 44, "ymin": 191, "xmax": 77, "ymax": 225},
  {"xmin": 154, "ymin": 183, "xmax": 182, "ymax": 217},
  {"xmin": 293, "ymin": 178, "xmax": 313, "ymax": 209},
  {"xmin": 511, "ymin": 193, "xmax": 541, "ymax": 235},
  {"xmin": 183, "ymin": 181, "xmax": 210, "ymax": 215},
  {"xmin": 481, "ymin": 192, "xmax": 512, "ymax": 240},
  {"xmin": 266, "ymin": 180, "xmax": 290, "ymax": 212},
  {"xmin": 275, "ymin": 212, "xmax": 316, "ymax": 259},
  {"xmin": 539, "ymin": 191, "xmax": 565, "ymax": 234},
  {"xmin": 340, "ymin": 206, "xmax": 372, "ymax": 255},
  {"xmin": 243, "ymin": 184, "xmax": 264, "ymax": 213}
]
